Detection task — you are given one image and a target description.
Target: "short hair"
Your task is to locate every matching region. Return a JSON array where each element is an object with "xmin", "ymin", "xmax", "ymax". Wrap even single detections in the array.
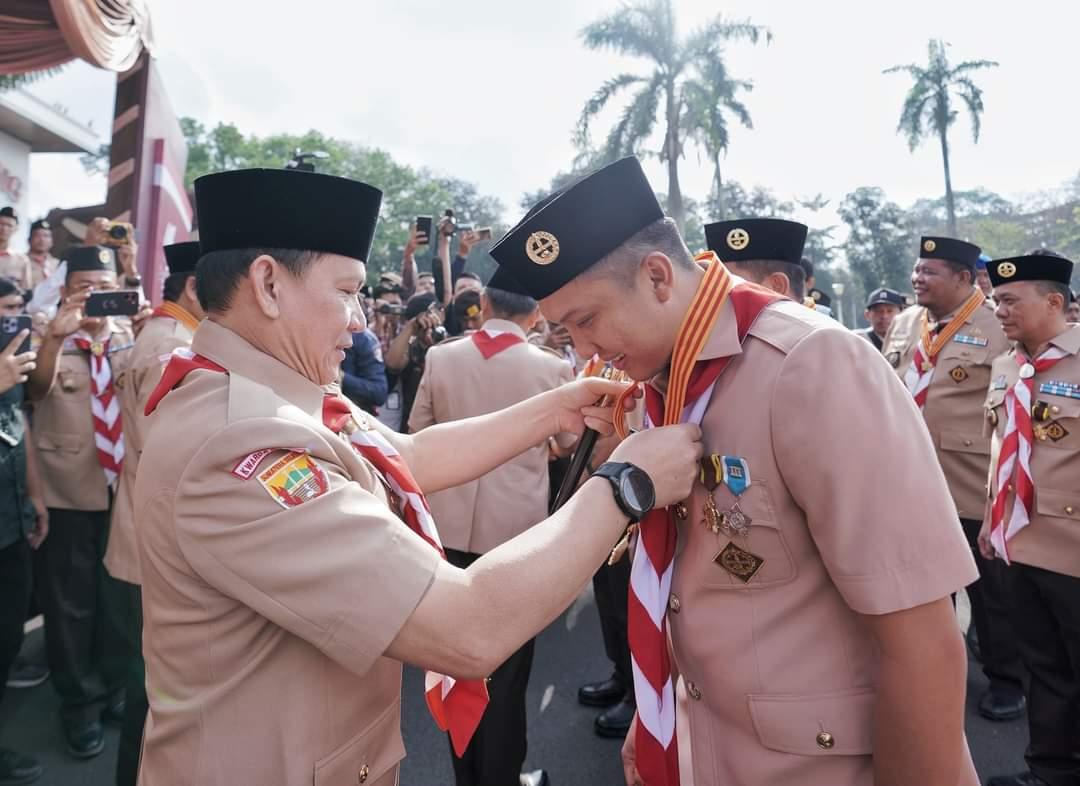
[
  {"xmin": 162, "ymin": 272, "xmax": 193, "ymax": 303},
  {"xmin": 1033, "ymin": 280, "xmax": 1072, "ymax": 311},
  {"xmin": 940, "ymin": 259, "xmax": 974, "ymax": 283},
  {"xmin": 484, "ymin": 286, "xmax": 538, "ymax": 319},
  {"xmin": 458, "ymin": 271, "xmax": 482, "ymax": 283},
  {"xmin": 0, "ymin": 276, "xmax": 20, "ymax": 300},
  {"xmin": 799, "ymin": 257, "xmax": 814, "ymax": 280},
  {"xmin": 195, "ymin": 248, "xmax": 318, "ymax": 313},
  {"xmin": 734, "ymin": 259, "xmax": 806, "ymax": 301},
  {"xmin": 586, "ymin": 217, "xmax": 695, "ymax": 287},
  {"xmin": 1028, "ymin": 247, "xmax": 1065, "ymax": 257}
]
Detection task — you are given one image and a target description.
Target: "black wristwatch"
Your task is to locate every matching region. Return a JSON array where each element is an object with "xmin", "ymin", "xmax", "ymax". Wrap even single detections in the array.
[{"xmin": 591, "ymin": 462, "xmax": 655, "ymax": 522}]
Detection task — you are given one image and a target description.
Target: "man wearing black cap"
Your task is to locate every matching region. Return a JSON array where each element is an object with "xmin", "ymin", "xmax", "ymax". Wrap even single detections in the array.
[
  {"xmin": 27, "ymin": 219, "xmax": 58, "ymax": 289},
  {"xmin": 25, "ymin": 245, "xmax": 138, "ymax": 759},
  {"xmin": 107, "ymin": 240, "xmax": 204, "ymax": 786},
  {"xmin": 979, "ymin": 251, "xmax": 1080, "ymax": 786},
  {"xmin": 0, "ymin": 208, "xmax": 32, "ymax": 291},
  {"xmin": 806, "ymin": 286, "xmax": 832, "ymax": 316},
  {"xmin": 881, "ymin": 236, "xmax": 1025, "ymax": 722},
  {"xmin": 490, "ymin": 157, "xmax": 977, "ymax": 786},
  {"xmin": 1067, "ymin": 291, "xmax": 1079, "ymax": 324},
  {"xmin": 855, "ymin": 288, "xmax": 905, "ymax": 352},
  {"xmin": 703, "ymin": 218, "xmax": 808, "ymax": 302},
  {"xmin": 132, "ymin": 167, "xmax": 699, "ymax": 786}
]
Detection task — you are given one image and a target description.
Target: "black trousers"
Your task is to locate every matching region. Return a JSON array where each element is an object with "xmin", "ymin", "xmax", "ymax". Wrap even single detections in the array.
[
  {"xmin": 36, "ymin": 508, "xmax": 126, "ymax": 724},
  {"xmin": 591, "ymin": 554, "xmax": 634, "ymax": 701},
  {"xmin": 446, "ymin": 549, "xmax": 535, "ymax": 786},
  {"xmin": 112, "ymin": 579, "xmax": 146, "ymax": 786},
  {"xmin": 1004, "ymin": 563, "xmax": 1080, "ymax": 786},
  {"xmin": 960, "ymin": 517, "xmax": 1025, "ymax": 692},
  {"xmin": 0, "ymin": 537, "xmax": 33, "ymax": 723}
]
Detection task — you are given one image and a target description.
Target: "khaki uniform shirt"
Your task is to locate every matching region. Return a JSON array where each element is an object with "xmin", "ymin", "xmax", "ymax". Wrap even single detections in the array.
[
  {"xmin": 667, "ymin": 298, "xmax": 978, "ymax": 786},
  {"xmin": 107, "ymin": 311, "xmax": 197, "ymax": 584},
  {"xmin": 984, "ymin": 324, "xmax": 1080, "ymax": 578},
  {"xmin": 881, "ymin": 298, "xmax": 1009, "ymax": 519},
  {"xmin": 0, "ymin": 251, "xmax": 32, "ymax": 291},
  {"xmin": 408, "ymin": 319, "xmax": 573, "ymax": 554},
  {"xmin": 32, "ymin": 321, "xmax": 136, "ymax": 511},
  {"xmin": 135, "ymin": 320, "xmax": 439, "ymax": 786},
  {"xmin": 28, "ymin": 253, "xmax": 59, "ymax": 288}
]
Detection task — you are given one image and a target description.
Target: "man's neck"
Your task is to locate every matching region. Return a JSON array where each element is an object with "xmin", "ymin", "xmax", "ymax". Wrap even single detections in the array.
[
  {"xmin": 1020, "ymin": 321, "xmax": 1069, "ymax": 359},
  {"xmin": 928, "ymin": 287, "xmax": 977, "ymax": 323}
]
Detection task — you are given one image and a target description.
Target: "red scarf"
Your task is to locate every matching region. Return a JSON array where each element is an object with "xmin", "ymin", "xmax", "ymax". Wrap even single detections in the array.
[
  {"xmin": 471, "ymin": 328, "xmax": 524, "ymax": 359},
  {"xmin": 73, "ymin": 336, "xmax": 123, "ymax": 488}
]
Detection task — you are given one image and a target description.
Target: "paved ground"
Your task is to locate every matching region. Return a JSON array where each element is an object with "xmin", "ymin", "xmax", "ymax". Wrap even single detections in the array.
[{"xmin": 1, "ymin": 589, "xmax": 1028, "ymax": 785}]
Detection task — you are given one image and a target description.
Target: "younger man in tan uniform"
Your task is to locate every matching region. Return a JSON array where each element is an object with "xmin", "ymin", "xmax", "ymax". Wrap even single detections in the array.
[
  {"xmin": 410, "ymin": 285, "xmax": 572, "ymax": 786},
  {"xmin": 135, "ymin": 168, "xmax": 701, "ymax": 786},
  {"xmin": 0, "ymin": 207, "xmax": 33, "ymax": 291},
  {"xmin": 27, "ymin": 245, "xmax": 137, "ymax": 759},
  {"xmin": 881, "ymin": 236, "xmax": 1025, "ymax": 721},
  {"xmin": 490, "ymin": 157, "xmax": 978, "ymax": 786},
  {"xmin": 109, "ymin": 240, "xmax": 204, "ymax": 786},
  {"xmin": 980, "ymin": 252, "xmax": 1080, "ymax": 786},
  {"xmin": 704, "ymin": 218, "xmax": 808, "ymax": 302},
  {"xmin": 27, "ymin": 219, "xmax": 59, "ymax": 289}
]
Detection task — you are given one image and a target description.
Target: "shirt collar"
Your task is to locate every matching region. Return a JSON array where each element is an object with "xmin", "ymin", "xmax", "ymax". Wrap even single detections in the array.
[
  {"xmin": 480, "ymin": 318, "xmax": 527, "ymax": 340},
  {"xmin": 1050, "ymin": 323, "xmax": 1080, "ymax": 356}
]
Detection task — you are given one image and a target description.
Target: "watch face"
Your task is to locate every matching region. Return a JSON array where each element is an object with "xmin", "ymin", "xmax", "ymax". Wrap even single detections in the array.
[{"xmin": 620, "ymin": 467, "xmax": 655, "ymax": 515}]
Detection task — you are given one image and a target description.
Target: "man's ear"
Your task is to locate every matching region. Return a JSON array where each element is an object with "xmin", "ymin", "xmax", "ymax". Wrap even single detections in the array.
[
  {"xmin": 247, "ymin": 254, "xmax": 282, "ymax": 319},
  {"xmin": 642, "ymin": 252, "xmax": 676, "ymax": 303},
  {"xmin": 763, "ymin": 271, "xmax": 791, "ymax": 298}
]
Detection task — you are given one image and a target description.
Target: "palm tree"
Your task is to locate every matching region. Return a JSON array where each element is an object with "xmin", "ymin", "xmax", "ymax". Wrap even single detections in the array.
[
  {"xmin": 884, "ymin": 40, "xmax": 998, "ymax": 236},
  {"xmin": 577, "ymin": 0, "xmax": 768, "ymax": 230}
]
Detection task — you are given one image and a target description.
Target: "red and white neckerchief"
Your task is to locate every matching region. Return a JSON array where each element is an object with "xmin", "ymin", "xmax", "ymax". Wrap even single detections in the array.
[
  {"xmin": 145, "ymin": 352, "xmax": 489, "ymax": 757},
  {"xmin": 622, "ymin": 253, "xmax": 779, "ymax": 786},
  {"xmin": 470, "ymin": 328, "xmax": 524, "ymax": 359},
  {"xmin": 988, "ymin": 347, "xmax": 1068, "ymax": 562},
  {"xmin": 903, "ymin": 290, "xmax": 985, "ymax": 408},
  {"xmin": 322, "ymin": 395, "xmax": 488, "ymax": 756},
  {"xmin": 73, "ymin": 335, "xmax": 123, "ymax": 488}
]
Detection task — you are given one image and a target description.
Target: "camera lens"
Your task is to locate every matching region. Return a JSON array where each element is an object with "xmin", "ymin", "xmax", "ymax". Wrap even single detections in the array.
[{"xmin": 109, "ymin": 225, "xmax": 127, "ymax": 240}]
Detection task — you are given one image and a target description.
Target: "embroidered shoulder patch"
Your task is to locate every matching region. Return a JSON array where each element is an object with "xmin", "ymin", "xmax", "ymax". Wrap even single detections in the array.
[
  {"xmin": 257, "ymin": 451, "xmax": 329, "ymax": 508},
  {"xmin": 232, "ymin": 449, "xmax": 276, "ymax": 479}
]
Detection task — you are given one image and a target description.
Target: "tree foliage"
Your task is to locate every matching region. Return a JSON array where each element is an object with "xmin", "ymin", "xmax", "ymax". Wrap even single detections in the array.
[{"xmin": 838, "ymin": 187, "xmax": 915, "ymax": 300}]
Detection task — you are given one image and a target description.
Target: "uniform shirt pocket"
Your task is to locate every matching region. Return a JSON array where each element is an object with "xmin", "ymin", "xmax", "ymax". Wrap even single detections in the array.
[
  {"xmin": 939, "ymin": 429, "xmax": 990, "ymax": 456},
  {"xmin": 701, "ymin": 481, "xmax": 797, "ymax": 589},
  {"xmin": 1035, "ymin": 487, "xmax": 1080, "ymax": 522},
  {"xmin": 747, "ymin": 687, "xmax": 875, "ymax": 756},
  {"xmin": 56, "ymin": 369, "xmax": 90, "ymax": 399},
  {"xmin": 313, "ymin": 701, "xmax": 405, "ymax": 786},
  {"xmin": 35, "ymin": 431, "xmax": 82, "ymax": 454}
]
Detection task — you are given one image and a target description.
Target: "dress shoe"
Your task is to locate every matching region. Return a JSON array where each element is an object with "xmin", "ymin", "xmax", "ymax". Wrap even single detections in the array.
[
  {"xmin": 4, "ymin": 658, "xmax": 49, "ymax": 689},
  {"xmin": 0, "ymin": 748, "xmax": 42, "ymax": 785},
  {"xmin": 987, "ymin": 771, "xmax": 1051, "ymax": 786},
  {"xmin": 520, "ymin": 769, "xmax": 549, "ymax": 786},
  {"xmin": 965, "ymin": 627, "xmax": 981, "ymax": 663},
  {"xmin": 978, "ymin": 687, "xmax": 1026, "ymax": 722},
  {"xmin": 578, "ymin": 676, "xmax": 625, "ymax": 708},
  {"xmin": 101, "ymin": 694, "xmax": 126, "ymax": 726},
  {"xmin": 595, "ymin": 696, "xmax": 636, "ymax": 738},
  {"xmin": 63, "ymin": 719, "xmax": 104, "ymax": 759}
]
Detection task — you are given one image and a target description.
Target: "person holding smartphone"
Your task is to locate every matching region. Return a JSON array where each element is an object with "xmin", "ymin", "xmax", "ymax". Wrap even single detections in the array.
[{"xmin": 25, "ymin": 245, "xmax": 138, "ymax": 760}]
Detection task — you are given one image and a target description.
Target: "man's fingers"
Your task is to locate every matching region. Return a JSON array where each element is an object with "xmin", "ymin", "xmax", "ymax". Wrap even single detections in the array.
[{"xmin": 0, "ymin": 330, "xmax": 26, "ymax": 356}]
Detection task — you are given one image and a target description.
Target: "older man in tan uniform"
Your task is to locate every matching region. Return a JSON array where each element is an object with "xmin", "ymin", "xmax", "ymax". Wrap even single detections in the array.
[
  {"xmin": 410, "ymin": 285, "xmax": 572, "ymax": 786},
  {"xmin": 27, "ymin": 245, "xmax": 137, "ymax": 759},
  {"xmin": 490, "ymin": 157, "xmax": 979, "ymax": 786},
  {"xmin": 979, "ymin": 252, "xmax": 1080, "ymax": 786},
  {"xmin": 108, "ymin": 240, "xmax": 204, "ymax": 786},
  {"xmin": 881, "ymin": 236, "xmax": 1026, "ymax": 721},
  {"xmin": 134, "ymin": 168, "xmax": 701, "ymax": 786}
]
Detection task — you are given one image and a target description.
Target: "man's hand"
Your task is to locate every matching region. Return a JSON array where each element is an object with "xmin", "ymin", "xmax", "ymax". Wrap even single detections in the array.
[
  {"xmin": 131, "ymin": 302, "xmax": 153, "ymax": 337},
  {"xmin": 611, "ymin": 424, "xmax": 703, "ymax": 509},
  {"xmin": 549, "ymin": 377, "xmax": 633, "ymax": 436},
  {"xmin": 404, "ymin": 223, "xmax": 428, "ymax": 257},
  {"xmin": 84, "ymin": 217, "xmax": 109, "ymax": 246},
  {"xmin": 457, "ymin": 229, "xmax": 478, "ymax": 259},
  {"xmin": 977, "ymin": 522, "xmax": 996, "ymax": 561},
  {"xmin": 0, "ymin": 333, "xmax": 36, "ymax": 392},
  {"xmin": 27, "ymin": 497, "xmax": 48, "ymax": 550},
  {"xmin": 116, "ymin": 241, "xmax": 138, "ymax": 277},
  {"xmin": 545, "ymin": 323, "xmax": 573, "ymax": 351},
  {"xmin": 621, "ymin": 714, "xmax": 642, "ymax": 786},
  {"xmin": 49, "ymin": 291, "xmax": 90, "ymax": 339}
]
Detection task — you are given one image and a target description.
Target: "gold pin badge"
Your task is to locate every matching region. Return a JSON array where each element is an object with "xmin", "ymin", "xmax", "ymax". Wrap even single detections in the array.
[
  {"xmin": 923, "ymin": 239, "xmax": 937, "ymax": 253},
  {"xmin": 526, "ymin": 231, "xmax": 560, "ymax": 265},
  {"xmin": 726, "ymin": 228, "xmax": 750, "ymax": 251},
  {"xmin": 714, "ymin": 541, "xmax": 765, "ymax": 583},
  {"xmin": 98, "ymin": 249, "xmax": 111, "ymax": 265},
  {"xmin": 950, "ymin": 366, "xmax": 969, "ymax": 383},
  {"xmin": 997, "ymin": 261, "xmax": 1017, "ymax": 279}
]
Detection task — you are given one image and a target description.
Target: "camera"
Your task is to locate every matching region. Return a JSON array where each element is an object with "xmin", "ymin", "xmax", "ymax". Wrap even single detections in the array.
[
  {"xmin": 104, "ymin": 221, "xmax": 134, "ymax": 247},
  {"xmin": 377, "ymin": 303, "xmax": 406, "ymax": 316}
]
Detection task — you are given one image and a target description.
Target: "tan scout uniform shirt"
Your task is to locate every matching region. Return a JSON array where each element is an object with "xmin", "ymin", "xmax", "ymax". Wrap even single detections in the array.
[
  {"xmin": 33, "ymin": 321, "xmax": 136, "ymax": 511},
  {"xmin": 135, "ymin": 320, "xmax": 439, "ymax": 786},
  {"xmin": 984, "ymin": 324, "xmax": 1080, "ymax": 578},
  {"xmin": 408, "ymin": 319, "xmax": 573, "ymax": 554},
  {"xmin": 881, "ymin": 297, "xmax": 1009, "ymax": 518},
  {"xmin": 107, "ymin": 311, "xmax": 197, "ymax": 585},
  {"xmin": 28, "ymin": 253, "xmax": 59, "ymax": 288},
  {"xmin": 667, "ymin": 298, "xmax": 978, "ymax": 786},
  {"xmin": 0, "ymin": 250, "xmax": 33, "ymax": 291}
]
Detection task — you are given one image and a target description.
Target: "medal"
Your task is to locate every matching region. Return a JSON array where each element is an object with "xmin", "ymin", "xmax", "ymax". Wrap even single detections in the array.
[
  {"xmin": 714, "ymin": 542, "xmax": 765, "ymax": 583},
  {"xmin": 720, "ymin": 503, "xmax": 752, "ymax": 537},
  {"xmin": 608, "ymin": 523, "xmax": 637, "ymax": 566},
  {"xmin": 90, "ymin": 341, "xmax": 105, "ymax": 357},
  {"xmin": 702, "ymin": 495, "xmax": 724, "ymax": 534}
]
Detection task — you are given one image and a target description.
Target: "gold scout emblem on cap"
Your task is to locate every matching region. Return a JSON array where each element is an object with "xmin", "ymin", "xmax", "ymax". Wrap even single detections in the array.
[
  {"xmin": 997, "ymin": 261, "xmax": 1017, "ymax": 279},
  {"xmin": 923, "ymin": 239, "xmax": 937, "ymax": 253},
  {"xmin": 726, "ymin": 228, "xmax": 750, "ymax": 251},
  {"xmin": 526, "ymin": 231, "xmax": 560, "ymax": 265},
  {"xmin": 98, "ymin": 249, "xmax": 111, "ymax": 265}
]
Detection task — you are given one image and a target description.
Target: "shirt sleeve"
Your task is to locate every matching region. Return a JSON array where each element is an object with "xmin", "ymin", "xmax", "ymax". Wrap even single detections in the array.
[
  {"xmin": 173, "ymin": 417, "xmax": 440, "ymax": 676},
  {"xmin": 407, "ymin": 348, "xmax": 436, "ymax": 433},
  {"xmin": 772, "ymin": 327, "xmax": 978, "ymax": 615},
  {"xmin": 341, "ymin": 332, "xmax": 389, "ymax": 407}
]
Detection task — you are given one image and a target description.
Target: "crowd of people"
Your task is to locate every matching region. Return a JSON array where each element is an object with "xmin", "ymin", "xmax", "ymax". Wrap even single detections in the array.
[{"xmin": 0, "ymin": 153, "xmax": 1076, "ymax": 786}]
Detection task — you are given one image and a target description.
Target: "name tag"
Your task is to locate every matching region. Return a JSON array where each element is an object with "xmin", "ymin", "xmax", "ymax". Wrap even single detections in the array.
[
  {"xmin": 991, "ymin": 375, "xmax": 1008, "ymax": 391},
  {"xmin": 1039, "ymin": 381, "xmax": 1080, "ymax": 400},
  {"xmin": 953, "ymin": 334, "xmax": 989, "ymax": 347}
]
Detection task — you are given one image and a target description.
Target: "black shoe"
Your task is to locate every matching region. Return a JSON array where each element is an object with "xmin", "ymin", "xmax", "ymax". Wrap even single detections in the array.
[
  {"xmin": 63, "ymin": 719, "xmax": 104, "ymax": 759},
  {"xmin": 101, "ymin": 695, "xmax": 126, "ymax": 726},
  {"xmin": 978, "ymin": 687, "xmax": 1026, "ymax": 722},
  {"xmin": 520, "ymin": 769, "xmax": 549, "ymax": 786},
  {"xmin": 578, "ymin": 676, "xmax": 625, "ymax": 708},
  {"xmin": 4, "ymin": 658, "xmax": 49, "ymax": 689},
  {"xmin": 594, "ymin": 697, "xmax": 636, "ymax": 738},
  {"xmin": 0, "ymin": 748, "xmax": 42, "ymax": 785},
  {"xmin": 965, "ymin": 627, "xmax": 982, "ymax": 663},
  {"xmin": 986, "ymin": 772, "xmax": 1051, "ymax": 786}
]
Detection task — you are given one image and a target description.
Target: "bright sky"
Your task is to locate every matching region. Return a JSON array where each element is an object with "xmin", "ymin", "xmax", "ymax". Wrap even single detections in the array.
[{"xmin": 20, "ymin": 0, "xmax": 1080, "ymax": 251}]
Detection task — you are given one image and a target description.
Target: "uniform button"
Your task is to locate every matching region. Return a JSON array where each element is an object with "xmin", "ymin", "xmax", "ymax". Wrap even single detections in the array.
[
  {"xmin": 358, "ymin": 765, "xmax": 370, "ymax": 783},
  {"xmin": 1066, "ymin": 506, "xmax": 1075, "ymax": 516},
  {"xmin": 1052, "ymin": 405, "xmax": 1061, "ymax": 414},
  {"xmin": 816, "ymin": 731, "xmax": 835, "ymax": 750},
  {"xmin": 687, "ymin": 682, "xmax": 702, "ymax": 701},
  {"xmin": 668, "ymin": 594, "xmax": 681, "ymax": 614},
  {"xmin": 963, "ymin": 439, "xmax": 973, "ymax": 447},
  {"xmin": 674, "ymin": 502, "xmax": 688, "ymax": 521}
]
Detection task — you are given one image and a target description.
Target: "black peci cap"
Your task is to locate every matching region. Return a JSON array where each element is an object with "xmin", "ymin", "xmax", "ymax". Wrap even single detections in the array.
[
  {"xmin": 704, "ymin": 218, "xmax": 807, "ymax": 265},
  {"xmin": 919, "ymin": 236, "xmax": 981, "ymax": 271},
  {"xmin": 163, "ymin": 241, "xmax": 202, "ymax": 275},
  {"xmin": 987, "ymin": 254, "xmax": 1075, "ymax": 288},
  {"xmin": 65, "ymin": 245, "xmax": 116, "ymax": 274}
]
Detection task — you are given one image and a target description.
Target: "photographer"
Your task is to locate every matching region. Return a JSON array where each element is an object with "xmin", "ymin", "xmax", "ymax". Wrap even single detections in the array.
[
  {"xmin": 340, "ymin": 328, "xmax": 388, "ymax": 415},
  {"xmin": 383, "ymin": 292, "xmax": 445, "ymax": 431}
]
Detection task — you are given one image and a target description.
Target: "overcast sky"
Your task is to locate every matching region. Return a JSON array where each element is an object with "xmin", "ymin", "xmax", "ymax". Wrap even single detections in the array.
[{"xmin": 20, "ymin": 0, "xmax": 1080, "ymax": 252}]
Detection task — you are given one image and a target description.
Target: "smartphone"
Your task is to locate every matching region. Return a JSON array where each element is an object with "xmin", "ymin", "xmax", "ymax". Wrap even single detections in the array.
[
  {"xmin": 0, "ymin": 315, "xmax": 32, "ymax": 355},
  {"xmin": 476, "ymin": 227, "xmax": 493, "ymax": 241},
  {"xmin": 415, "ymin": 216, "xmax": 432, "ymax": 245},
  {"xmin": 85, "ymin": 290, "xmax": 140, "ymax": 318}
]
